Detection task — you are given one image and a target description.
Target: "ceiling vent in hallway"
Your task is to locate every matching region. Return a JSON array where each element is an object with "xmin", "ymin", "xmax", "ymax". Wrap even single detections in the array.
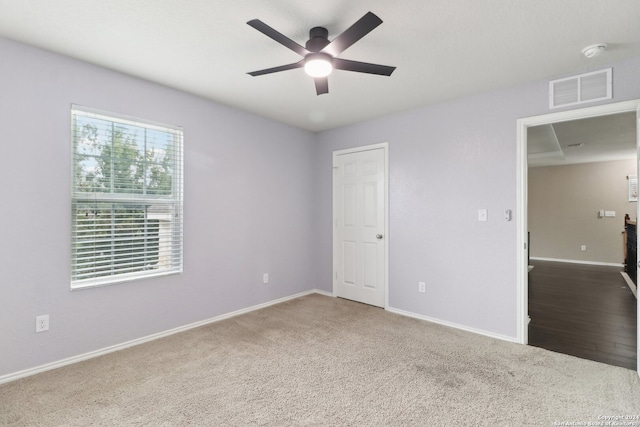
[{"xmin": 549, "ymin": 68, "xmax": 612, "ymax": 109}]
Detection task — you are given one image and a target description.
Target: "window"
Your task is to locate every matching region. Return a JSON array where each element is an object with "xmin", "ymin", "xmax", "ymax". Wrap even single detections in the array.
[{"xmin": 71, "ymin": 106, "xmax": 183, "ymax": 289}]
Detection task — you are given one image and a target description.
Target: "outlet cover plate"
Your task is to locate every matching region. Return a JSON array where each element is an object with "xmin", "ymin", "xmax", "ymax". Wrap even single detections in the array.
[
  {"xmin": 36, "ymin": 315, "xmax": 49, "ymax": 332},
  {"xmin": 418, "ymin": 281, "xmax": 426, "ymax": 293}
]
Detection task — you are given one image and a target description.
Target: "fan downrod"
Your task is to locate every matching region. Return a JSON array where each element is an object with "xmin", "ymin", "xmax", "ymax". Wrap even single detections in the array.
[{"xmin": 306, "ymin": 27, "xmax": 330, "ymax": 52}]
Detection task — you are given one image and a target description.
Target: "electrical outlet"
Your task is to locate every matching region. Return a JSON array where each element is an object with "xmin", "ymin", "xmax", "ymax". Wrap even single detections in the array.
[
  {"xmin": 35, "ymin": 315, "xmax": 49, "ymax": 333},
  {"xmin": 263, "ymin": 273, "xmax": 269, "ymax": 284},
  {"xmin": 418, "ymin": 281, "xmax": 426, "ymax": 293},
  {"xmin": 581, "ymin": 245, "xmax": 587, "ymax": 252}
]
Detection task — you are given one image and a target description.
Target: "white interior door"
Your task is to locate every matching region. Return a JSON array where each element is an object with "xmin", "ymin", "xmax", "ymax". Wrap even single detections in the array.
[{"xmin": 333, "ymin": 144, "xmax": 387, "ymax": 308}]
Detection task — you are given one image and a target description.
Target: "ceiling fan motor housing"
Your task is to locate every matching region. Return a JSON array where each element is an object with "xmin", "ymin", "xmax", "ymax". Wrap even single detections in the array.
[{"xmin": 306, "ymin": 27, "xmax": 330, "ymax": 52}]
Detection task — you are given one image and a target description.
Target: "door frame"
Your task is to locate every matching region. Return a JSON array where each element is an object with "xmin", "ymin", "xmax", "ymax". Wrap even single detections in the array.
[
  {"xmin": 332, "ymin": 142, "xmax": 389, "ymax": 309},
  {"xmin": 516, "ymin": 99, "xmax": 640, "ymax": 355}
]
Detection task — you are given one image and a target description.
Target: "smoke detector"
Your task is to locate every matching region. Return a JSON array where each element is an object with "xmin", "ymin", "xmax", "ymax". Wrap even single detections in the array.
[{"xmin": 582, "ymin": 43, "xmax": 607, "ymax": 58}]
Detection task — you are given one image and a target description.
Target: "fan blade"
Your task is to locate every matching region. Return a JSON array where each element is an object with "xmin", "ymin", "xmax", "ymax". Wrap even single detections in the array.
[
  {"xmin": 315, "ymin": 77, "xmax": 329, "ymax": 95},
  {"xmin": 321, "ymin": 12, "xmax": 382, "ymax": 57},
  {"xmin": 247, "ymin": 19, "xmax": 310, "ymax": 57},
  {"xmin": 333, "ymin": 58, "xmax": 396, "ymax": 76},
  {"xmin": 248, "ymin": 60, "xmax": 305, "ymax": 76}
]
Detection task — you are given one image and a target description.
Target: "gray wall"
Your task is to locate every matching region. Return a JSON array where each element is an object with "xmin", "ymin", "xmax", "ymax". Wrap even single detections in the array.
[
  {"xmin": 529, "ymin": 159, "xmax": 637, "ymax": 264},
  {"xmin": 315, "ymin": 57, "xmax": 640, "ymax": 339},
  {"xmin": 0, "ymin": 37, "xmax": 316, "ymax": 377}
]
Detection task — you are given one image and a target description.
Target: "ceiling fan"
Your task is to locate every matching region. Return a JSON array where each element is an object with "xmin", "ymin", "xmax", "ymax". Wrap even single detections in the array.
[{"xmin": 247, "ymin": 12, "xmax": 396, "ymax": 95}]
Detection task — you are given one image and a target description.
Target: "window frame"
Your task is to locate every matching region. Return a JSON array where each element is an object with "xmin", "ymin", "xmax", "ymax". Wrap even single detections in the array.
[{"xmin": 70, "ymin": 105, "xmax": 184, "ymax": 290}]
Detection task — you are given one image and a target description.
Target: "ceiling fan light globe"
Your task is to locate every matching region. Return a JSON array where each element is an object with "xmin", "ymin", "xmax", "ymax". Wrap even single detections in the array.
[{"xmin": 304, "ymin": 57, "xmax": 333, "ymax": 77}]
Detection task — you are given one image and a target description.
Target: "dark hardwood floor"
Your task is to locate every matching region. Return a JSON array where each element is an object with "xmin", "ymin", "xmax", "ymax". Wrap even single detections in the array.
[{"xmin": 528, "ymin": 260, "xmax": 637, "ymax": 370}]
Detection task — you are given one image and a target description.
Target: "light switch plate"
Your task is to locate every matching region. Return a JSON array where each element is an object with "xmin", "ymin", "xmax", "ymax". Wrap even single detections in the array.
[{"xmin": 478, "ymin": 209, "xmax": 488, "ymax": 222}]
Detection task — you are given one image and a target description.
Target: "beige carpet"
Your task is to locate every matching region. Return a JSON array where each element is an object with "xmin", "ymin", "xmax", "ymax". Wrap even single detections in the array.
[{"xmin": 1, "ymin": 294, "xmax": 639, "ymax": 426}]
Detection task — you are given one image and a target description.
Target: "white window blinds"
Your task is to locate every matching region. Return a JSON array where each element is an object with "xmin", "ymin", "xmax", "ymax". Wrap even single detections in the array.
[{"xmin": 71, "ymin": 106, "xmax": 183, "ymax": 289}]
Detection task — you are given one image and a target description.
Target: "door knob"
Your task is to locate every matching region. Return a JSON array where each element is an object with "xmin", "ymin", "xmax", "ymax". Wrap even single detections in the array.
[{"xmin": 376, "ymin": 234, "xmax": 383, "ymax": 240}]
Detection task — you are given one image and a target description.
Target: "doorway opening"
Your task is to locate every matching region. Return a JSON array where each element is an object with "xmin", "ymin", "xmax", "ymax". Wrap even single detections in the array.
[{"xmin": 516, "ymin": 99, "xmax": 640, "ymax": 371}]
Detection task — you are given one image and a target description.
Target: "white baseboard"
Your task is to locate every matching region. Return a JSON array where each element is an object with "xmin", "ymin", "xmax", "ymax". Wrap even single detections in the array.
[
  {"xmin": 314, "ymin": 289, "xmax": 334, "ymax": 297},
  {"xmin": 0, "ymin": 290, "xmax": 528, "ymax": 385},
  {"xmin": 530, "ymin": 257, "xmax": 624, "ymax": 267},
  {"xmin": 314, "ymin": 293, "xmax": 518, "ymax": 345},
  {"xmin": 0, "ymin": 289, "xmax": 328, "ymax": 385},
  {"xmin": 385, "ymin": 306, "xmax": 519, "ymax": 344},
  {"xmin": 620, "ymin": 272, "xmax": 638, "ymax": 298}
]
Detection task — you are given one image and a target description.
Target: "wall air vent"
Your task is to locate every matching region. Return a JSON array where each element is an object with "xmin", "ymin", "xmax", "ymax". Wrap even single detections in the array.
[{"xmin": 549, "ymin": 68, "xmax": 612, "ymax": 109}]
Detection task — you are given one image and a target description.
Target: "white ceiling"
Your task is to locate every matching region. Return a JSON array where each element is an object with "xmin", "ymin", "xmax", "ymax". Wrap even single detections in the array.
[
  {"xmin": 1, "ymin": 0, "xmax": 640, "ymax": 132},
  {"xmin": 528, "ymin": 112, "xmax": 637, "ymax": 167}
]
